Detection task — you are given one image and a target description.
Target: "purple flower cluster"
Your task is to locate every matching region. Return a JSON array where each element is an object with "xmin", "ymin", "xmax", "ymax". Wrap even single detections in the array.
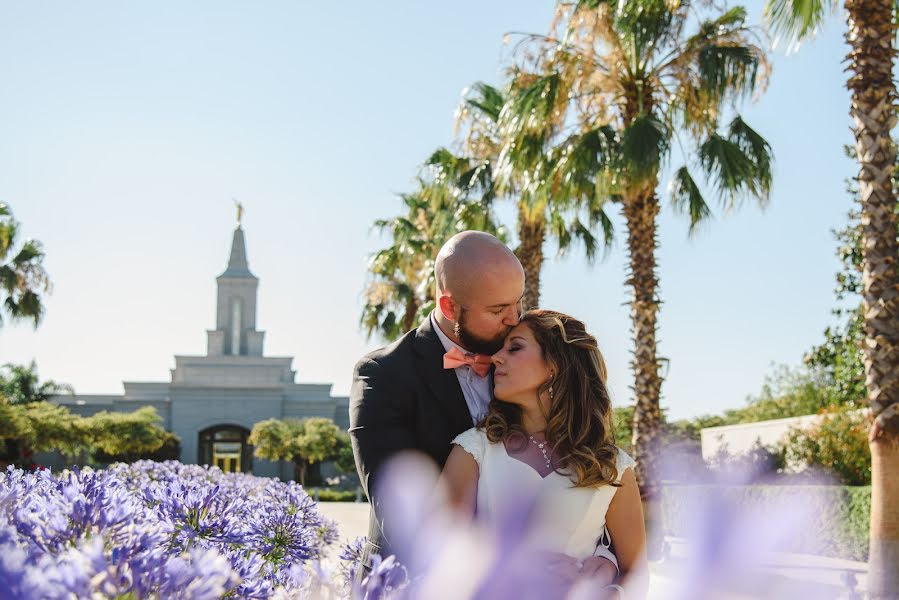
[{"xmin": 0, "ymin": 460, "xmax": 360, "ymax": 599}]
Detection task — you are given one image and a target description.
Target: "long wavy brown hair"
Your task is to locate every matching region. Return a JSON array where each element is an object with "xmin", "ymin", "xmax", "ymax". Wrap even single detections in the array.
[{"xmin": 482, "ymin": 309, "xmax": 620, "ymax": 488}]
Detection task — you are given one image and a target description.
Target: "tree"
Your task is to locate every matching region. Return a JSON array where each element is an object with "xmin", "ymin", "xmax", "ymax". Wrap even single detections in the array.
[
  {"xmin": 764, "ymin": 0, "xmax": 899, "ymax": 593},
  {"xmin": 783, "ymin": 407, "xmax": 872, "ymax": 486},
  {"xmin": 0, "ymin": 399, "xmax": 171, "ymax": 468},
  {"xmin": 0, "ymin": 360, "xmax": 73, "ymax": 405},
  {"xmin": 805, "ymin": 205, "xmax": 869, "ymax": 409},
  {"xmin": 13, "ymin": 401, "xmax": 86, "ymax": 459},
  {"xmin": 361, "ymin": 150, "xmax": 506, "ymax": 342},
  {"xmin": 0, "ymin": 203, "xmax": 51, "ymax": 330},
  {"xmin": 455, "ymin": 82, "xmax": 614, "ymax": 309},
  {"xmin": 334, "ymin": 433, "xmax": 356, "ymax": 475},
  {"xmin": 248, "ymin": 417, "xmax": 345, "ymax": 485},
  {"xmin": 499, "ymin": 0, "xmax": 772, "ymax": 498},
  {"xmin": 83, "ymin": 407, "xmax": 174, "ymax": 458}
]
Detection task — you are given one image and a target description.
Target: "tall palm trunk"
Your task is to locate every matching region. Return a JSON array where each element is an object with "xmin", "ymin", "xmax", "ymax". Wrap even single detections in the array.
[
  {"xmin": 845, "ymin": 0, "xmax": 899, "ymax": 595},
  {"xmin": 624, "ymin": 188, "xmax": 663, "ymax": 500},
  {"xmin": 516, "ymin": 204, "xmax": 546, "ymax": 311},
  {"xmin": 402, "ymin": 294, "xmax": 420, "ymax": 332},
  {"xmin": 871, "ymin": 440, "xmax": 899, "ymax": 596}
]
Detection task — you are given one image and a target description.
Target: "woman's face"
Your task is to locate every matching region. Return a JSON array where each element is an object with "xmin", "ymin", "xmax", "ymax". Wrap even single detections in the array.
[{"xmin": 491, "ymin": 322, "xmax": 554, "ymax": 407}]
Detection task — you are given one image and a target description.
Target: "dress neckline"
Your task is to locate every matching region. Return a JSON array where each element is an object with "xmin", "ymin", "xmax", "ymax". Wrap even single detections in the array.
[{"xmin": 498, "ymin": 440, "xmax": 560, "ymax": 480}]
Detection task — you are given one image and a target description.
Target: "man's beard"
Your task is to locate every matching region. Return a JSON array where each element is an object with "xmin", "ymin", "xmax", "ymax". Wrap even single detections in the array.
[{"xmin": 454, "ymin": 308, "xmax": 508, "ymax": 355}]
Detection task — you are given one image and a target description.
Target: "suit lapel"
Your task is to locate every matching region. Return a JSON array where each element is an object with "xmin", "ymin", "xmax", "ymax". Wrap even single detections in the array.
[{"xmin": 413, "ymin": 316, "xmax": 473, "ymax": 434}]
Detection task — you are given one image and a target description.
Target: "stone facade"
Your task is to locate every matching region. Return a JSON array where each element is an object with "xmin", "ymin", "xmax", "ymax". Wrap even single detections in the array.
[{"xmin": 52, "ymin": 225, "xmax": 349, "ymax": 480}]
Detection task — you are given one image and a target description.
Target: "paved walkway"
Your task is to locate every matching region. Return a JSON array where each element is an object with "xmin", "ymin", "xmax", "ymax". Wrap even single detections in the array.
[{"xmin": 317, "ymin": 501, "xmax": 370, "ymax": 549}]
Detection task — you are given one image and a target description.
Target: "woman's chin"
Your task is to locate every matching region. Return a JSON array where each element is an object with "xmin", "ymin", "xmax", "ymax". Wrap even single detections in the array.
[{"xmin": 492, "ymin": 390, "xmax": 520, "ymax": 405}]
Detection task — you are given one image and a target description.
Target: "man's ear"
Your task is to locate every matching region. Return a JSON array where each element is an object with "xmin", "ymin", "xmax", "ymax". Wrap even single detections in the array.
[{"xmin": 438, "ymin": 295, "xmax": 457, "ymax": 322}]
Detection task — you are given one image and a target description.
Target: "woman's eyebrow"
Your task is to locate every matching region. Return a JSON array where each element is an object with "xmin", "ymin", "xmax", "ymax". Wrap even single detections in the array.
[{"xmin": 509, "ymin": 336, "xmax": 527, "ymax": 343}]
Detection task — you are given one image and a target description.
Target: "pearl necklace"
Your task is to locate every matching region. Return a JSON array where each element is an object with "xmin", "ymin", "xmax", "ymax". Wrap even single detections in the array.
[{"xmin": 528, "ymin": 435, "xmax": 552, "ymax": 470}]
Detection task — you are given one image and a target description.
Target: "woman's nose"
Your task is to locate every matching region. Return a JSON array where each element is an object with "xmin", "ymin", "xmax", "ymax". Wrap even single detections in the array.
[{"xmin": 491, "ymin": 352, "xmax": 504, "ymax": 365}]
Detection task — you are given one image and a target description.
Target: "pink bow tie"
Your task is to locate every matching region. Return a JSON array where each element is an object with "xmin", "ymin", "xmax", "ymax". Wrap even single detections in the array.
[{"xmin": 443, "ymin": 346, "xmax": 493, "ymax": 377}]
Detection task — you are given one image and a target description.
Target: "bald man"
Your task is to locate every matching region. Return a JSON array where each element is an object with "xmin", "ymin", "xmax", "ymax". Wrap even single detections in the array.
[{"xmin": 349, "ymin": 231, "xmax": 525, "ymax": 572}]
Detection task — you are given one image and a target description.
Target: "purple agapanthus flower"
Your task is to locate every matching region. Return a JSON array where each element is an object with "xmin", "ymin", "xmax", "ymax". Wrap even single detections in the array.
[{"xmin": 0, "ymin": 460, "xmax": 343, "ymax": 599}]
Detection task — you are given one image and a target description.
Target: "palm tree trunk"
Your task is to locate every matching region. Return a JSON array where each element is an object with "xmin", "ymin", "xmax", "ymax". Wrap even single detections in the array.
[
  {"xmin": 844, "ymin": 0, "xmax": 899, "ymax": 595},
  {"xmin": 516, "ymin": 204, "xmax": 545, "ymax": 311},
  {"xmin": 402, "ymin": 294, "xmax": 420, "ymax": 332},
  {"xmin": 623, "ymin": 188, "xmax": 663, "ymax": 500},
  {"xmin": 870, "ymin": 438, "xmax": 899, "ymax": 596}
]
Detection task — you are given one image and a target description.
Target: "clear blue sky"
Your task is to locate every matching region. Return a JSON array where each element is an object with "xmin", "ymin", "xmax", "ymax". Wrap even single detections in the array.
[{"xmin": 0, "ymin": 1, "xmax": 853, "ymax": 420}]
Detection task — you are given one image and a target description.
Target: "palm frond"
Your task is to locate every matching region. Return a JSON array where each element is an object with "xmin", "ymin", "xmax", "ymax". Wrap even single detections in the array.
[
  {"xmin": 698, "ymin": 122, "xmax": 772, "ymax": 208},
  {"xmin": 764, "ymin": 0, "xmax": 836, "ymax": 47},
  {"xmin": 465, "ymin": 82, "xmax": 505, "ymax": 123},
  {"xmin": 669, "ymin": 166, "xmax": 712, "ymax": 234},
  {"xmin": 551, "ymin": 126, "xmax": 619, "ymax": 206},
  {"xmin": 727, "ymin": 115, "xmax": 773, "ymax": 203},
  {"xmin": 698, "ymin": 44, "xmax": 760, "ymax": 101},
  {"xmin": 613, "ymin": 0, "xmax": 679, "ymax": 69},
  {"xmin": 620, "ymin": 115, "xmax": 670, "ymax": 180}
]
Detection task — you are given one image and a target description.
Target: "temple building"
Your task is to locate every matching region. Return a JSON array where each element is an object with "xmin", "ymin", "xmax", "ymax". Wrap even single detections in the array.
[{"xmin": 51, "ymin": 220, "xmax": 349, "ymax": 480}]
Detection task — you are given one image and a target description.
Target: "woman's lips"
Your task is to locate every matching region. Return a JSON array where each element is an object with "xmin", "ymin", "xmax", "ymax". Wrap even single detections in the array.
[{"xmin": 494, "ymin": 371, "xmax": 507, "ymax": 379}]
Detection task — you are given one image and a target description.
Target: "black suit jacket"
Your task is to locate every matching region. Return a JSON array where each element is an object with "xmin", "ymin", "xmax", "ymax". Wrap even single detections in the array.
[{"xmin": 348, "ymin": 316, "xmax": 473, "ymax": 564}]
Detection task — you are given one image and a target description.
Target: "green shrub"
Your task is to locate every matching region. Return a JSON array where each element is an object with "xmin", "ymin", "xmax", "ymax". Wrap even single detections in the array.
[
  {"xmin": 782, "ymin": 408, "xmax": 871, "ymax": 485},
  {"xmin": 661, "ymin": 485, "xmax": 871, "ymax": 561},
  {"xmin": 309, "ymin": 488, "xmax": 367, "ymax": 502}
]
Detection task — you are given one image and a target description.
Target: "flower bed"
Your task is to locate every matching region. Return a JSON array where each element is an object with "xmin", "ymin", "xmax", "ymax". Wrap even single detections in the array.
[{"xmin": 0, "ymin": 461, "xmax": 397, "ymax": 599}]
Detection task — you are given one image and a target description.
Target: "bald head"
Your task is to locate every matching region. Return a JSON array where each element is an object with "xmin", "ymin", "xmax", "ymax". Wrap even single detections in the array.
[
  {"xmin": 435, "ymin": 231, "xmax": 523, "ymax": 302},
  {"xmin": 433, "ymin": 231, "xmax": 525, "ymax": 353}
]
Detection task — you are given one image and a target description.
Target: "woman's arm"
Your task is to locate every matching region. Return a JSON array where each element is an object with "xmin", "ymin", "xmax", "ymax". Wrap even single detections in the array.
[
  {"xmin": 605, "ymin": 467, "xmax": 649, "ymax": 598},
  {"xmin": 437, "ymin": 445, "xmax": 479, "ymax": 517}
]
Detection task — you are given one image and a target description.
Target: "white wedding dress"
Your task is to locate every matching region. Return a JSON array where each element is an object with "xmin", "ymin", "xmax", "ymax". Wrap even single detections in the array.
[{"xmin": 452, "ymin": 427, "xmax": 636, "ymax": 562}]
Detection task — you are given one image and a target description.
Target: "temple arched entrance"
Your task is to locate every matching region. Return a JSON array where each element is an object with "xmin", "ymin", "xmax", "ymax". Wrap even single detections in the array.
[{"xmin": 198, "ymin": 424, "xmax": 252, "ymax": 473}]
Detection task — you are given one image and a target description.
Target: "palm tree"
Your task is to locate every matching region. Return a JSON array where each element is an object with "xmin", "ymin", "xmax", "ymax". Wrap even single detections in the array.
[
  {"xmin": 456, "ymin": 81, "xmax": 614, "ymax": 310},
  {"xmin": 361, "ymin": 149, "xmax": 506, "ymax": 342},
  {"xmin": 0, "ymin": 203, "xmax": 50, "ymax": 329},
  {"xmin": 498, "ymin": 0, "xmax": 773, "ymax": 498},
  {"xmin": 764, "ymin": 0, "xmax": 899, "ymax": 594}
]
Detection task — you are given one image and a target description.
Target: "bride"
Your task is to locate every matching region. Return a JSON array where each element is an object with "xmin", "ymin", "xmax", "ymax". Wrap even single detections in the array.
[{"xmin": 439, "ymin": 309, "xmax": 648, "ymax": 599}]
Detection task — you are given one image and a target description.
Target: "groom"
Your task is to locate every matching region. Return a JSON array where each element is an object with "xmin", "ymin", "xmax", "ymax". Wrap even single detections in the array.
[{"xmin": 349, "ymin": 231, "xmax": 525, "ymax": 568}]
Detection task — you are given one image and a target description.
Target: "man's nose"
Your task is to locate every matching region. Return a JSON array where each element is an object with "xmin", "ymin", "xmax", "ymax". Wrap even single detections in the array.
[{"xmin": 504, "ymin": 305, "xmax": 521, "ymax": 326}]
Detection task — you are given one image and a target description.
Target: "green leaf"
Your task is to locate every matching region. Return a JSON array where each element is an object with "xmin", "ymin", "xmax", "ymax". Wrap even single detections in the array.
[
  {"xmin": 727, "ymin": 116, "xmax": 773, "ymax": 202},
  {"xmin": 669, "ymin": 166, "xmax": 712, "ymax": 234},
  {"xmin": 764, "ymin": 0, "xmax": 836, "ymax": 47},
  {"xmin": 699, "ymin": 134, "xmax": 753, "ymax": 204},
  {"xmin": 553, "ymin": 126, "xmax": 619, "ymax": 203},
  {"xmin": 689, "ymin": 7, "xmax": 749, "ymax": 46},
  {"xmin": 613, "ymin": 0, "xmax": 677, "ymax": 60},
  {"xmin": 698, "ymin": 44, "xmax": 759, "ymax": 100},
  {"xmin": 620, "ymin": 115, "xmax": 670, "ymax": 180},
  {"xmin": 465, "ymin": 82, "xmax": 505, "ymax": 123}
]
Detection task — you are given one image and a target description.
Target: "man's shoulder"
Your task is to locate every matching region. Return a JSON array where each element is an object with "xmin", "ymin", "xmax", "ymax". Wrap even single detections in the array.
[{"xmin": 354, "ymin": 327, "xmax": 420, "ymax": 374}]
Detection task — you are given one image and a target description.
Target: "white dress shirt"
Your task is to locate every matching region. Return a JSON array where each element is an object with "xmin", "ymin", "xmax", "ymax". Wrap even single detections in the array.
[{"xmin": 430, "ymin": 312, "xmax": 493, "ymax": 423}]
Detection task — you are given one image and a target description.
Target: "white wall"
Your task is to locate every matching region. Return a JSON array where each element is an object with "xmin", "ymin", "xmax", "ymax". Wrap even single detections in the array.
[{"xmin": 699, "ymin": 411, "xmax": 866, "ymax": 462}]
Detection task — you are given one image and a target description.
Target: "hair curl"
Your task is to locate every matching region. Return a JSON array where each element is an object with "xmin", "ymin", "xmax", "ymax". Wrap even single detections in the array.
[{"xmin": 482, "ymin": 309, "xmax": 620, "ymax": 488}]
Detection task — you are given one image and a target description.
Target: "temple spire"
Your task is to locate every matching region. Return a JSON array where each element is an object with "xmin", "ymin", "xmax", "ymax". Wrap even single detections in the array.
[
  {"xmin": 210, "ymin": 219, "xmax": 263, "ymax": 357},
  {"xmin": 220, "ymin": 213, "xmax": 255, "ymax": 279}
]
